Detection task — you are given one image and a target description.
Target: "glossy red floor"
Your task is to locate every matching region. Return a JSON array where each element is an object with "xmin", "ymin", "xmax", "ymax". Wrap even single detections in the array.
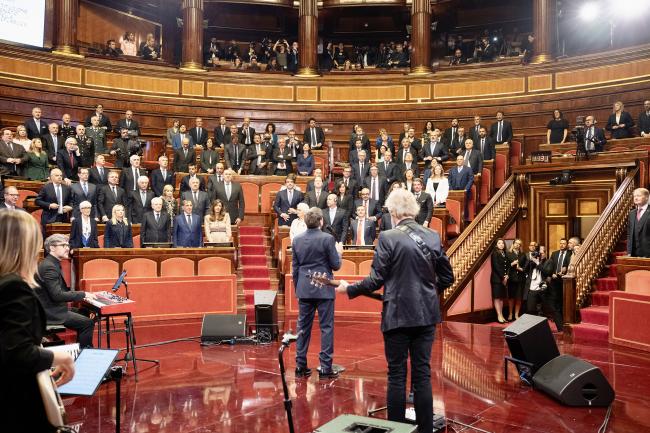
[{"xmin": 63, "ymin": 320, "xmax": 650, "ymax": 433}]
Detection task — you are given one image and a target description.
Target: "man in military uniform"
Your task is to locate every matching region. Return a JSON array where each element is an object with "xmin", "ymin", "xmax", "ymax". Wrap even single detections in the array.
[
  {"xmin": 86, "ymin": 115, "xmax": 107, "ymax": 154},
  {"xmin": 74, "ymin": 125, "xmax": 95, "ymax": 168},
  {"xmin": 59, "ymin": 114, "xmax": 76, "ymax": 140}
]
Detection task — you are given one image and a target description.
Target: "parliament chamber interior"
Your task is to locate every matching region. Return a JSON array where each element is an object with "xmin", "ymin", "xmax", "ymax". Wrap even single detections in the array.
[{"xmin": 2, "ymin": 0, "xmax": 650, "ymax": 432}]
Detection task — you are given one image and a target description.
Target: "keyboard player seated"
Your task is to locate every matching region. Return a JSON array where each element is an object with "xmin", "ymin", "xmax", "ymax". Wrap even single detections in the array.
[{"xmin": 35, "ymin": 234, "xmax": 96, "ymax": 348}]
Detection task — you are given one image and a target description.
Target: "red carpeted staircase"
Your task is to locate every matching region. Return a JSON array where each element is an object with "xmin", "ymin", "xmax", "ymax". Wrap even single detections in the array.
[
  {"xmin": 238, "ymin": 226, "xmax": 273, "ymax": 323},
  {"xmin": 571, "ymin": 241, "xmax": 627, "ymax": 344}
]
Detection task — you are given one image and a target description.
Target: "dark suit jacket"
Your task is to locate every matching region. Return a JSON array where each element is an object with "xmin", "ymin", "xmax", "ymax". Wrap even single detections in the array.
[
  {"xmin": 639, "ymin": 111, "xmax": 650, "ymax": 136},
  {"xmin": 111, "ymin": 138, "xmax": 139, "ymax": 168},
  {"xmin": 379, "ymin": 212, "xmax": 393, "ymax": 231},
  {"xmin": 200, "ymin": 149, "xmax": 219, "ymax": 173},
  {"xmin": 224, "ymin": 143, "xmax": 246, "ymax": 171},
  {"xmin": 422, "ymin": 140, "xmax": 449, "ymax": 167},
  {"xmin": 207, "ymin": 174, "xmax": 224, "ymax": 198},
  {"xmin": 323, "ymin": 207, "xmax": 349, "ymax": 243},
  {"xmin": 351, "ymin": 161, "xmax": 370, "ymax": 185},
  {"xmin": 272, "ymin": 146, "xmax": 293, "ymax": 174},
  {"xmin": 114, "ymin": 118, "xmax": 140, "ymax": 136},
  {"xmin": 89, "ymin": 166, "xmax": 109, "ymax": 185},
  {"xmin": 173, "ymin": 213, "xmax": 203, "ymax": 247},
  {"xmin": 303, "ymin": 127, "xmax": 326, "ymax": 148},
  {"xmin": 354, "ymin": 198, "xmax": 381, "ymax": 220},
  {"xmin": 69, "ymin": 217, "xmax": 100, "ymax": 249},
  {"xmin": 490, "ymin": 120, "xmax": 513, "ymax": 144},
  {"xmin": 214, "ymin": 125, "xmax": 230, "ymax": 146},
  {"xmin": 548, "ymin": 249, "xmax": 572, "ymax": 284},
  {"xmin": 348, "ymin": 133, "xmax": 371, "ymax": 152},
  {"xmin": 350, "ymin": 218, "xmax": 376, "ymax": 245},
  {"xmin": 0, "ymin": 275, "xmax": 55, "ymax": 432},
  {"xmin": 363, "ymin": 175, "xmax": 386, "ymax": 204},
  {"xmin": 490, "ymin": 250, "xmax": 509, "ymax": 284},
  {"xmin": 476, "ymin": 136, "xmax": 496, "ymax": 161},
  {"xmin": 120, "ymin": 167, "xmax": 147, "ymax": 192},
  {"xmin": 35, "ymin": 255, "xmax": 85, "ymax": 324},
  {"xmin": 35, "ymin": 183, "xmax": 72, "ymax": 224},
  {"xmin": 0, "ymin": 140, "xmax": 28, "ymax": 176},
  {"xmin": 70, "ymin": 182, "xmax": 98, "ymax": 219},
  {"xmin": 606, "ymin": 111, "xmax": 635, "ymax": 139},
  {"xmin": 628, "ymin": 207, "xmax": 650, "ymax": 258},
  {"xmin": 150, "ymin": 168, "xmax": 175, "ymax": 196},
  {"xmin": 181, "ymin": 190, "xmax": 210, "ymax": 218},
  {"xmin": 377, "ymin": 161, "xmax": 400, "ymax": 185},
  {"xmin": 584, "ymin": 126, "xmax": 607, "ymax": 152},
  {"xmin": 335, "ymin": 177, "xmax": 359, "ymax": 200},
  {"xmin": 238, "ymin": 126, "xmax": 256, "ymax": 145},
  {"xmin": 127, "ymin": 189, "xmax": 155, "ymax": 224},
  {"xmin": 84, "ymin": 113, "xmax": 111, "ymax": 130},
  {"xmin": 43, "ymin": 133, "xmax": 62, "ymax": 164},
  {"xmin": 140, "ymin": 211, "xmax": 171, "ymax": 245},
  {"xmin": 442, "ymin": 127, "xmax": 460, "ymax": 148},
  {"xmin": 189, "ymin": 127, "xmax": 209, "ymax": 146},
  {"xmin": 346, "ymin": 219, "xmax": 454, "ymax": 332},
  {"xmin": 180, "ymin": 174, "xmax": 206, "ymax": 193},
  {"xmin": 213, "ymin": 182, "xmax": 245, "ymax": 222},
  {"xmin": 171, "ymin": 134, "xmax": 195, "ymax": 150},
  {"xmin": 56, "ymin": 149, "xmax": 80, "ymax": 181},
  {"xmin": 97, "ymin": 184, "xmax": 127, "ymax": 220},
  {"xmin": 399, "ymin": 162, "xmax": 419, "ymax": 180},
  {"xmin": 104, "ymin": 221, "xmax": 134, "ymax": 248},
  {"xmin": 415, "ymin": 191, "xmax": 434, "ymax": 225},
  {"xmin": 448, "ymin": 166, "xmax": 474, "ymax": 192},
  {"xmin": 24, "ymin": 118, "xmax": 49, "ymax": 140},
  {"xmin": 461, "ymin": 149, "xmax": 484, "ymax": 175},
  {"xmin": 396, "ymin": 147, "xmax": 416, "ymax": 164},
  {"xmin": 173, "ymin": 147, "xmax": 196, "ymax": 173},
  {"xmin": 449, "ymin": 135, "xmax": 469, "ymax": 156},
  {"xmin": 304, "ymin": 189, "xmax": 328, "ymax": 209},
  {"xmin": 470, "ymin": 124, "xmax": 485, "ymax": 144},
  {"xmin": 245, "ymin": 143, "xmax": 270, "ymax": 174},
  {"xmin": 273, "ymin": 189, "xmax": 304, "ymax": 225},
  {"xmin": 292, "ymin": 228, "xmax": 341, "ymax": 299}
]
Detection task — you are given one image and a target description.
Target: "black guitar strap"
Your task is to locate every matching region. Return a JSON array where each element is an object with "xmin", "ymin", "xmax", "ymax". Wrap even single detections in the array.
[{"xmin": 396, "ymin": 222, "xmax": 436, "ymax": 262}]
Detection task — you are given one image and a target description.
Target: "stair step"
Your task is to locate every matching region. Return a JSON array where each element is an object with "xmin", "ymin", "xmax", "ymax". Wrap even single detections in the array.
[
  {"xmin": 242, "ymin": 266, "xmax": 271, "ymax": 279},
  {"xmin": 606, "ymin": 263, "xmax": 618, "ymax": 278},
  {"xmin": 571, "ymin": 323, "xmax": 609, "ymax": 344},
  {"xmin": 580, "ymin": 306, "xmax": 610, "ymax": 326},
  {"xmin": 240, "ymin": 245, "xmax": 267, "ymax": 255},
  {"xmin": 595, "ymin": 277, "xmax": 617, "ymax": 292},
  {"xmin": 239, "ymin": 226, "xmax": 265, "ymax": 236},
  {"xmin": 591, "ymin": 291, "xmax": 611, "ymax": 307},
  {"xmin": 242, "ymin": 278, "xmax": 272, "ymax": 290},
  {"xmin": 240, "ymin": 235, "xmax": 266, "ymax": 245},
  {"xmin": 241, "ymin": 255, "xmax": 268, "ymax": 266}
]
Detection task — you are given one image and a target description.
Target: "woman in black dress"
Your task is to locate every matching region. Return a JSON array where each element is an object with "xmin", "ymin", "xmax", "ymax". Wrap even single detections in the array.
[
  {"xmin": 336, "ymin": 183, "xmax": 354, "ymax": 219},
  {"xmin": 200, "ymin": 138, "xmax": 219, "ymax": 174},
  {"xmin": 490, "ymin": 238, "xmax": 509, "ymax": 323},
  {"xmin": 606, "ymin": 101, "xmax": 635, "ymax": 139},
  {"xmin": 506, "ymin": 238, "xmax": 525, "ymax": 321},
  {"xmin": 104, "ymin": 204, "xmax": 134, "ymax": 248},
  {"xmin": 546, "ymin": 109, "xmax": 569, "ymax": 144},
  {"xmin": 0, "ymin": 211, "xmax": 76, "ymax": 432}
]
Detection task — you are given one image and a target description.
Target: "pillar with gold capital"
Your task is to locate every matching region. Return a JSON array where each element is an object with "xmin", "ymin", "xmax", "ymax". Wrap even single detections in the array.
[
  {"xmin": 410, "ymin": 0, "xmax": 432, "ymax": 74},
  {"xmin": 297, "ymin": 0, "xmax": 319, "ymax": 77},
  {"xmin": 181, "ymin": 0, "xmax": 205, "ymax": 70},
  {"xmin": 53, "ymin": 0, "xmax": 80, "ymax": 56},
  {"xmin": 531, "ymin": 0, "xmax": 555, "ymax": 63}
]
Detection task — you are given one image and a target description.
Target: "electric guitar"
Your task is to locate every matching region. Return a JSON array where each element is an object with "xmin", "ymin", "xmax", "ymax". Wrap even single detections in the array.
[{"xmin": 308, "ymin": 270, "xmax": 383, "ymax": 301}]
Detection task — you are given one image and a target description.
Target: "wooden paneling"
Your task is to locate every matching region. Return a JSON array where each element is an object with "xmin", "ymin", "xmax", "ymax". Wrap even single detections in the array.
[
  {"xmin": 578, "ymin": 199, "xmax": 599, "ymax": 216},
  {"xmin": 547, "ymin": 223, "xmax": 567, "ymax": 252},
  {"xmin": 207, "ymin": 82, "xmax": 293, "ymax": 101},
  {"xmin": 296, "ymin": 86, "xmax": 318, "ymax": 102},
  {"xmin": 85, "ymin": 70, "xmax": 179, "ymax": 94},
  {"xmin": 528, "ymin": 74, "xmax": 552, "ymax": 92},
  {"xmin": 556, "ymin": 58, "xmax": 650, "ymax": 89},
  {"xmin": 433, "ymin": 77, "xmax": 525, "ymax": 99},
  {"xmin": 409, "ymin": 84, "xmax": 431, "ymax": 100},
  {"xmin": 182, "ymin": 80, "xmax": 204, "ymax": 97},
  {"xmin": 320, "ymin": 85, "xmax": 406, "ymax": 102},
  {"xmin": 56, "ymin": 65, "xmax": 82, "ymax": 85},
  {"xmin": 547, "ymin": 200, "xmax": 567, "ymax": 216},
  {"xmin": 0, "ymin": 55, "xmax": 52, "ymax": 81}
]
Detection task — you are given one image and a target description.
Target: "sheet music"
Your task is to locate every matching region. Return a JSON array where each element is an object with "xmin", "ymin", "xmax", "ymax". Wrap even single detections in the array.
[{"xmin": 57, "ymin": 349, "xmax": 119, "ymax": 396}]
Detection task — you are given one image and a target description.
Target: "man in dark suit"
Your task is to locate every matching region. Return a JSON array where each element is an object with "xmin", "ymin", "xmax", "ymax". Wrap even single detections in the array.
[
  {"xmin": 127, "ymin": 176, "xmax": 155, "ymax": 224},
  {"xmin": 171, "ymin": 124, "xmax": 194, "ymax": 150},
  {"xmin": 272, "ymin": 140, "xmax": 293, "ymax": 176},
  {"xmin": 349, "ymin": 205, "xmax": 376, "ymax": 245},
  {"xmin": 304, "ymin": 177, "xmax": 328, "ymax": 209},
  {"xmin": 35, "ymin": 234, "xmax": 95, "ymax": 348},
  {"xmin": 213, "ymin": 116, "xmax": 230, "ymax": 147},
  {"xmin": 246, "ymin": 133, "xmax": 270, "ymax": 175},
  {"xmin": 490, "ymin": 111, "xmax": 513, "ymax": 145},
  {"xmin": 173, "ymin": 200, "xmax": 203, "ymax": 247},
  {"xmin": 349, "ymin": 139, "xmax": 370, "ymax": 166},
  {"xmin": 583, "ymin": 115, "xmax": 607, "ymax": 152},
  {"xmin": 306, "ymin": 168, "xmax": 326, "ymax": 192},
  {"xmin": 628, "ymin": 187, "xmax": 650, "ymax": 258},
  {"xmin": 120, "ymin": 155, "xmax": 146, "ymax": 192},
  {"xmin": 405, "ymin": 127, "xmax": 422, "ymax": 156},
  {"xmin": 546, "ymin": 238, "xmax": 573, "ymax": 332},
  {"xmin": 459, "ymin": 139, "xmax": 484, "ymax": 175},
  {"xmin": 0, "ymin": 128, "xmax": 28, "ymax": 176},
  {"xmin": 70, "ymin": 167, "xmax": 98, "ymax": 219},
  {"xmin": 274, "ymin": 175, "xmax": 304, "ymax": 226},
  {"xmin": 113, "ymin": 110, "xmax": 140, "ymax": 138},
  {"xmin": 442, "ymin": 118, "xmax": 460, "ymax": 149},
  {"xmin": 207, "ymin": 162, "xmax": 226, "ymax": 198},
  {"xmin": 140, "ymin": 197, "xmax": 171, "ymax": 246},
  {"xmin": 224, "ymin": 136, "xmax": 246, "ymax": 174},
  {"xmin": 97, "ymin": 170, "xmax": 127, "ymax": 222},
  {"xmin": 111, "ymin": 129, "xmax": 140, "ymax": 168},
  {"xmin": 476, "ymin": 127, "xmax": 496, "ymax": 161},
  {"xmin": 56, "ymin": 138, "xmax": 81, "ymax": 182},
  {"xmin": 399, "ymin": 153, "xmax": 419, "ymax": 181},
  {"xmin": 422, "ymin": 129, "xmax": 448, "ymax": 170},
  {"xmin": 213, "ymin": 169, "xmax": 245, "ymax": 224},
  {"xmin": 351, "ymin": 150, "xmax": 370, "ymax": 185},
  {"xmin": 24, "ymin": 106, "xmax": 49, "ymax": 139},
  {"xmin": 238, "ymin": 117, "xmax": 255, "ymax": 146},
  {"xmin": 396, "ymin": 138, "xmax": 416, "ymax": 164},
  {"xmin": 378, "ymin": 151, "xmax": 400, "ymax": 187},
  {"xmin": 84, "ymin": 104, "xmax": 112, "ymax": 131},
  {"xmin": 189, "ymin": 117, "xmax": 209, "ymax": 147},
  {"xmin": 323, "ymin": 194, "xmax": 349, "ymax": 243},
  {"xmin": 354, "ymin": 188, "xmax": 381, "ymax": 221},
  {"xmin": 413, "ymin": 179, "xmax": 434, "ymax": 227},
  {"xmin": 639, "ymin": 100, "xmax": 650, "ymax": 137},
  {"xmin": 173, "ymin": 138, "xmax": 196, "ymax": 173},
  {"xmin": 335, "ymin": 166, "xmax": 359, "ymax": 199},
  {"xmin": 0, "ymin": 186, "xmax": 26, "ymax": 211},
  {"xmin": 89, "ymin": 154, "xmax": 109, "ymax": 186},
  {"xmin": 35, "ymin": 169, "xmax": 73, "ymax": 230},
  {"xmin": 43, "ymin": 122, "xmax": 62, "ymax": 164},
  {"xmin": 348, "ymin": 126, "xmax": 371, "ymax": 152},
  {"xmin": 181, "ymin": 178, "xmax": 210, "ymax": 219},
  {"xmin": 150, "ymin": 155, "xmax": 175, "ymax": 197},
  {"xmin": 179, "ymin": 164, "xmax": 206, "ymax": 193},
  {"xmin": 285, "ymin": 131, "xmax": 302, "ymax": 160},
  {"xmin": 364, "ymin": 165, "xmax": 386, "ymax": 205},
  {"xmin": 470, "ymin": 115, "xmax": 485, "ymax": 144},
  {"xmin": 448, "ymin": 155, "xmax": 474, "ymax": 193},
  {"xmin": 292, "ymin": 207, "xmax": 343, "ymax": 379},
  {"xmin": 303, "ymin": 117, "xmax": 326, "ymax": 149},
  {"xmin": 337, "ymin": 189, "xmax": 454, "ymax": 433}
]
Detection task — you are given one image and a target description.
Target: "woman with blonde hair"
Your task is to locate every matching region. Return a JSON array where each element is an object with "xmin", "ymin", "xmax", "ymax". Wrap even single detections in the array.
[
  {"xmin": 0, "ymin": 211, "xmax": 76, "ymax": 431},
  {"xmin": 104, "ymin": 204, "xmax": 133, "ymax": 248},
  {"xmin": 13, "ymin": 125, "xmax": 32, "ymax": 151},
  {"xmin": 24, "ymin": 138, "xmax": 49, "ymax": 180},
  {"xmin": 606, "ymin": 100, "xmax": 634, "ymax": 139},
  {"xmin": 161, "ymin": 184, "xmax": 179, "ymax": 226},
  {"xmin": 425, "ymin": 164, "xmax": 449, "ymax": 207},
  {"xmin": 204, "ymin": 199, "xmax": 232, "ymax": 243}
]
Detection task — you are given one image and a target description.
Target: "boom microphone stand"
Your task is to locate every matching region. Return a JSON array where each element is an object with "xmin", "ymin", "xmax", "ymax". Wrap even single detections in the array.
[{"xmin": 278, "ymin": 330, "xmax": 301, "ymax": 433}]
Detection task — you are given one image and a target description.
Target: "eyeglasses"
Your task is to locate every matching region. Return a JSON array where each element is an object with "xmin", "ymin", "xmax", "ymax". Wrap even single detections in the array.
[{"xmin": 5, "ymin": 193, "xmax": 19, "ymax": 197}]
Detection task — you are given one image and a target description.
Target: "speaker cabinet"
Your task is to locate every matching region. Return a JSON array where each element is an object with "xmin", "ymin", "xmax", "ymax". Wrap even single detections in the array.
[
  {"xmin": 503, "ymin": 314, "xmax": 560, "ymax": 374},
  {"xmin": 200, "ymin": 314, "xmax": 246, "ymax": 343},
  {"xmin": 532, "ymin": 355, "xmax": 615, "ymax": 407},
  {"xmin": 254, "ymin": 290, "xmax": 277, "ymax": 340}
]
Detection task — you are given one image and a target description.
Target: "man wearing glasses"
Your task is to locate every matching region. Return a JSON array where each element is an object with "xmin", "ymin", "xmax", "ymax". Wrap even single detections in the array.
[
  {"xmin": 36, "ymin": 234, "xmax": 96, "ymax": 348},
  {"xmin": 0, "ymin": 186, "xmax": 26, "ymax": 211}
]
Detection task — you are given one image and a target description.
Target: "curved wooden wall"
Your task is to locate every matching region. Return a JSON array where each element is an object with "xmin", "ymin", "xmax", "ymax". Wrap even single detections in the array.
[{"xmin": 2, "ymin": 43, "xmax": 650, "ymax": 145}]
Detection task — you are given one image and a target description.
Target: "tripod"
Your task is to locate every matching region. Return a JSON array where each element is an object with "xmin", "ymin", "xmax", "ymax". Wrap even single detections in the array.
[{"xmin": 278, "ymin": 331, "xmax": 299, "ymax": 433}]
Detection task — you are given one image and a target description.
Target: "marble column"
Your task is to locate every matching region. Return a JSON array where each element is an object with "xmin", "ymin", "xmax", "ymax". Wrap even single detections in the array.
[
  {"xmin": 297, "ymin": 0, "xmax": 319, "ymax": 77},
  {"xmin": 531, "ymin": 0, "xmax": 555, "ymax": 63},
  {"xmin": 53, "ymin": 0, "xmax": 79, "ymax": 55},
  {"xmin": 410, "ymin": 0, "xmax": 432, "ymax": 74},
  {"xmin": 181, "ymin": 0, "xmax": 205, "ymax": 70}
]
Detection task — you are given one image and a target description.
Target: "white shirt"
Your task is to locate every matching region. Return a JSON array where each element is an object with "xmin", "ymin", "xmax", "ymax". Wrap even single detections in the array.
[
  {"xmin": 289, "ymin": 218, "xmax": 307, "ymax": 241},
  {"xmin": 82, "ymin": 216, "xmax": 91, "ymax": 239}
]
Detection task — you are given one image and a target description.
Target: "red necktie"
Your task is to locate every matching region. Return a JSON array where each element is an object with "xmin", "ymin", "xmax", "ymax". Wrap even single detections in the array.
[{"xmin": 69, "ymin": 152, "xmax": 74, "ymax": 166}]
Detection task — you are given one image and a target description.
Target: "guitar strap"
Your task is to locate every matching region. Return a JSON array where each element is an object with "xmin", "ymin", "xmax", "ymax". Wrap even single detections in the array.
[{"xmin": 396, "ymin": 222, "xmax": 435, "ymax": 261}]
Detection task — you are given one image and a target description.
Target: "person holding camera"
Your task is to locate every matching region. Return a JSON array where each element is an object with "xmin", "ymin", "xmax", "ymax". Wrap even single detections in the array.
[
  {"xmin": 523, "ymin": 243, "xmax": 550, "ymax": 316},
  {"xmin": 273, "ymin": 39, "xmax": 290, "ymax": 70}
]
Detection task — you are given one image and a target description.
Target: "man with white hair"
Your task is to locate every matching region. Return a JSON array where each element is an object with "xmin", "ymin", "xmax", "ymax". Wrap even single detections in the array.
[
  {"xmin": 120, "ymin": 154, "xmax": 146, "ymax": 192},
  {"xmin": 140, "ymin": 196, "xmax": 171, "ymax": 246},
  {"xmin": 127, "ymin": 175, "xmax": 155, "ymax": 224},
  {"xmin": 305, "ymin": 177, "xmax": 328, "ymax": 209},
  {"xmin": 336, "ymin": 188, "xmax": 453, "ymax": 433},
  {"xmin": 1, "ymin": 186, "xmax": 25, "ymax": 211},
  {"xmin": 174, "ymin": 137, "xmax": 196, "ymax": 173},
  {"xmin": 181, "ymin": 177, "xmax": 210, "ymax": 219},
  {"xmin": 289, "ymin": 202, "xmax": 310, "ymax": 241},
  {"xmin": 213, "ymin": 169, "xmax": 245, "ymax": 224},
  {"xmin": 24, "ymin": 106, "xmax": 48, "ymax": 139},
  {"xmin": 56, "ymin": 137, "xmax": 81, "ymax": 183}
]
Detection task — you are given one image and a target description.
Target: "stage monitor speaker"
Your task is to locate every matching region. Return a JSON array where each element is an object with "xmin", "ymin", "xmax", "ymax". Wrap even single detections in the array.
[
  {"xmin": 314, "ymin": 414, "xmax": 417, "ymax": 433},
  {"xmin": 200, "ymin": 314, "xmax": 246, "ymax": 343},
  {"xmin": 503, "ymin": 314, "xmax": 560, "ymax": 375},
  {"xmin": 254, "ymin": 290, "xmax": 277, "ymax": 340},
  {"xmin": 532, "ymin": 354, "xmax": 615, "ymax": 407}
]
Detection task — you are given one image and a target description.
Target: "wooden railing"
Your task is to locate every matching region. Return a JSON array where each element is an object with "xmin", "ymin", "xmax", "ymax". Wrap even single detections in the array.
[
  {"xmin": 442, "ymin": 175, "xmax": 518, "ymax": 306},
  {"xmin": 563, "ymin": 168, "xmax": 638, "ymax": 323}
]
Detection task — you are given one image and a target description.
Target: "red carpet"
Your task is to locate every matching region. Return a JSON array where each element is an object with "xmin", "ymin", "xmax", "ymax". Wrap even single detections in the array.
[{"xmin": 238, "ymin": 225, "xmax": 271, "ymax": 322}]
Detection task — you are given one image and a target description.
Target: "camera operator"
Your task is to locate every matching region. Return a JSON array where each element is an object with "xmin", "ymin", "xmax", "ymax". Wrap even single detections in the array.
[
  {"xmin": 521, "ymin": 242, "xmax": 551, "ymax": 316},
  {"xmin": 582, "ymin": 115, "xmax": 607, "ymax": 153},
  {"xmin": 111, "ymin": 128, "xmax": 141, "ymax": 168}
]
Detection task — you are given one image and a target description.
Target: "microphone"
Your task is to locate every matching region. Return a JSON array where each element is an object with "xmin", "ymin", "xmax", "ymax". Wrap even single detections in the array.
[{"xmin": 281, "ymin": 329, "xmax": 302, "ymax": 346}]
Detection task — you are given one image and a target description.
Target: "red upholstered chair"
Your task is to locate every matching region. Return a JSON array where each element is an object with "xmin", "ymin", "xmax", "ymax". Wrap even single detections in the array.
[
  {"xmin": 314, "ymin": 156, "xmax": 327, "ymax": 177},
  {"xmin": 446, "ymin": 199, "xmax": 462, "ymax": 237},
  {"xmin": 160, "ymin": 257, "xmax": 194, "ymax": 277},
  {"xmin": 480, "ymin": 167, "xmax": 492, "ymax": 205},
  {"xmin": 260, "ymin": 183, "xmax": 283, "ymax": 213},
  {"xmin": 510, "ymin": 140, "xmax": 522, "ymax": 166},
  {"xmin": 494, "ymin": 154, "xmax": 506, "ymax": 188},
  {"xmin": 198, "ymin": 257, "xmax": 232, "ymax": 276},
  {"xmin": 123, "ymin": 258, "xmax": 157, "ymax": 277},
  {"xmin": 17, "ymin": 189, "xmax": 35, "ymax": 208},
  {"xmin": 133, "ymin": 235, "xmax": 141, "ymax": 248},
  {"xmin": 429, "ymin": 217, "xmax": 444, "ymax": 240},
  {"xmin": 240, "ymin": 182, "xmax": 260, "ymax": 214},
  {"xmin": 334, "ymin": 259, "xmax": 356, "ymax": 276},
  {"xmin": 98, "ymin": 235, "xmax": 105, "ymax": 248},
  {"xmin": 279, "ymin": 236, "xmax": 291, "ymax": 269},
  {"xmin": 82, "ymin": 259, "xmax": 119, "ymax": 280},
  {"xmin": 30, "ymin": 209, "xmax": 42, "ymax": 224},
  {"xmin": 358, "ymin": 260, "xmax": 372, "ymax": 275}
]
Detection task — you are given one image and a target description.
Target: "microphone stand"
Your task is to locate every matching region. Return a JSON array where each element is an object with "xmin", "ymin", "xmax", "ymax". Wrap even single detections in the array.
[{"xmin": 278, "ymin": 332, "xmax": 298, "ymax": 433}]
